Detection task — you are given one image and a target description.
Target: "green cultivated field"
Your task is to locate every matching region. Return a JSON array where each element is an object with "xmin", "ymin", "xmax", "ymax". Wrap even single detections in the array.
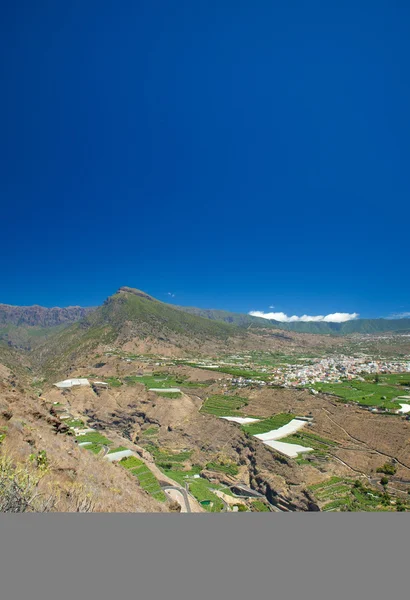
[
  {"xmin": 107, "ymin": 446, "xmax": 128, "ymax": 454},
  {"xmin": 251, "ymin": 500, "xmax": 271, "ymax": 512},
  {"xmin": 105, "ymin": 376, "xmax": 123, "ymax": 387},
  {"xmin": 308, "ymin": 476, "xmax": 343, "ymax": 491},
  {"xmin": 160, "ymin": 466, "xmax": 202, "ymax": 486},
  {"xmin": 141, "ymin": 425, "xmax": 159, "ymax": 438},
  {"xmin": 148, "ymin": 445, "xmax": 192, "ymax": 470},
  {"xmin": 76, "ymin": 431, "xmax": 112, "ymax": 454},
  {"xmin": 85, "ymin": 444, "xmax": 106, "ymax": 454},
  {"xmin": 66, "ymin": 419, "xmax": 85, "ymax": 428},
  {"xmin": 313, "ymin": 381, "xmax": 403, "ymax": 408},
  {"xmin": 120, "ymin": 456, "xmax": 166, "ymax": 502},
  {"xmin": 280, "ymin": 431, "xmax": 338, "ymax": 452},
  {"xmin": 242, "ymin": 413, "xmax": 295, "ymax": 435},
  {"xmin": 200, "ymin": 394, "xmax": 248, "ymax": 417},
  {"xmin": 372, "ymin": 374, "xmax": 410, "ymax": 386},
  {"xmin": 123, "ymin": 375, "xmax": 177, "ymax": 388},
  {"xmin": 211, "ymin": 366, "xmax": 271, "ymax": 380},
  {"xmin": 307, "ymin": 477, "xmax": 405, "ymax": 512},
  {"xmin": 123, "ymin": 373, "xmax": 208, "ymax": 390},
  {"xmin": 205, "ymin": 461, "xmax": 239, "ymax": 476},
  {"xmin": 187, "ymin": 478, "xmax": 225, "ymax": 512},
  {"xmin": 76, "ymin": 431, "xmax": 112, "ymax": 445}
]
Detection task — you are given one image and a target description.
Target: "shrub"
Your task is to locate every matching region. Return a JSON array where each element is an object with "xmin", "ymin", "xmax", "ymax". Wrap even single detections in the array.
[
  {"xmin": 395, "ymin": 498, "xmax": 405, "ymax": 512},
  {"xmin": 0, "ymin": 455, "xmax": 54, "ymax": 512},
  {"xmin": 29, "ymin": 450, "xmax": 48, "ymax": 471},
  {"xmin": 376, "ymin": 463, "xmax": 396, "ymax": 475}
]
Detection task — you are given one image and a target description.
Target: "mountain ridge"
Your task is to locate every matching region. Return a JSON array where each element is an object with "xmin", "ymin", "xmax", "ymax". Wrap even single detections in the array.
[
  {"xmin": 0, "ymin": 303, "xmax": 95, "ymax": 327},
  {"xmin": 1, "ymin": 288, "xmax": 409, "ymax": 337},
  {"xmin": 176, "ymin": 306, "xmax": 410, "ymax": 335}
]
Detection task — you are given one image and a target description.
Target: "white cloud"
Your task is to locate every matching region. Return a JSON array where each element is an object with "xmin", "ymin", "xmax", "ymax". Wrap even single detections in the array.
[
  {"xmin": 249, "ymin": 311, "xmax": 359, "ymax": 323},
  {"xmin": 269, "ymin": 305, "xmax": 275, "ymax": 309},
  {"xmin": 388, "ymin": 311, "xmax": 410, "ymax": 319},
  {"xmin": 167, "ymin": 292, "xmax": 176, "ymax": 298}
]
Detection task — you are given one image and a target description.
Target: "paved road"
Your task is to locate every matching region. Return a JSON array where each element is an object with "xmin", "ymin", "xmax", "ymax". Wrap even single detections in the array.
[
  {"xmin": 143, "ymin": 459, "xmax": 204, "ymax": 512},
  {"xmin": 162, "ymin": 485, "xmax": 192, "ymax": 513}
]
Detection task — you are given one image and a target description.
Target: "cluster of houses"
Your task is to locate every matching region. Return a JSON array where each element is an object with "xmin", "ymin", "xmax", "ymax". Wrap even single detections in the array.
[
  {"xmin": 273, "ymin": 356, "xmax": 410, "ymax": 388},
  {"xmin": 228, "ymin": 356, "xmax": 410, "ymax": 389}
]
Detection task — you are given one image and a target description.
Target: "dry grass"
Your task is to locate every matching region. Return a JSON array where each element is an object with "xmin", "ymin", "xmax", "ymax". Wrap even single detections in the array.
[{"xmin": 0, "ymin": 380, "xmax": 170, "ymax": 512}]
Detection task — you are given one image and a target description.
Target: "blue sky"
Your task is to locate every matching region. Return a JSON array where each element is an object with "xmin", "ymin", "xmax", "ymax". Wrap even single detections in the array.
[{"xmin": 1, "ymin": 1, "xmax": 409, "ymax": 320}]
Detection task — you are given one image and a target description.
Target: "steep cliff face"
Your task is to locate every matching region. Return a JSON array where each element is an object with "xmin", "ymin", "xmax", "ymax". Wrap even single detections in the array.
[{"xmin": 0, "ymin": 304, "xmax": 95, "ymax": 327}]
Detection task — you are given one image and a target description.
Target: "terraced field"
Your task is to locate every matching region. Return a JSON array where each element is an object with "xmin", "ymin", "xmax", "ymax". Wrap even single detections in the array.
[
  {"xmin": 65, "ymin": 419, "xmax": 85, "ymax": 428},
  {"xmin": 153, "ymin": 391, "xmax": 181, "ymax": 398},
  {"xmin": 280, "ymin": 431, "xmax": 338, "ymax": 453},
  {"xmin": 200, "ymin": 394, "xmax": 249, "ymax": 417},
  {"xmin": 108, "ymin": 446, "xmax": 128, "ymax": 454},
  {"xmin": 140, "ymin": 425, "xmax": 159, "ymax": 438},
  {"xmin": 75, "ymin": 431, "xmax": 113, "ymax": 454},
  {"xmin": 308, "ymin": 477, "xmax": 405, "ymax": 512},
  {"xmin": 241, "ymin": 413, "xmax": 295, "ymax": 436},
  {"xmin": 147, "ymin": 446, "xmax": 192, "ymax": 470},
  {"xmin": 205, "ymin": 460, "xmax": 239, "ymax": 476},
  {"xmin": 123, "ymin": 374, "xmax": 208, "ymax": 390},
  {"xmin": 251, "ymin": 500, "xmax": 271, "ymax": 512},
  {"xmin": 120, "ymin": 455, "xmax": 166, "ymax": 502}
]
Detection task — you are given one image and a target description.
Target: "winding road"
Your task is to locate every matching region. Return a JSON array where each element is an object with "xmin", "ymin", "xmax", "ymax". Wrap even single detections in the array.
[{"xmin": 161, "ymin": 485, "xmax": 192, "ymax": 513}]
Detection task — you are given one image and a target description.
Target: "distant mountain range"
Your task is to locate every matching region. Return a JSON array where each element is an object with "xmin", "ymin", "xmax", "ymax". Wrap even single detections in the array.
[{"xmin": 176, "ymin": 307, "xmax": 410, "ymax": 335}]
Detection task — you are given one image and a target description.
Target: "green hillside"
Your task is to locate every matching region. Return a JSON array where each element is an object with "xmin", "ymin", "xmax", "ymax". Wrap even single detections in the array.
[
  {"xmin": 34, "ymin": 287, "xmax": 244, "ymax": 376},
  {"xmin": 0, "ymin": 323, "xmax": 69, "ymax": 350},
  {"xmin": 86, "ymin": 287, "xmax": 242, "ymax": 340}
]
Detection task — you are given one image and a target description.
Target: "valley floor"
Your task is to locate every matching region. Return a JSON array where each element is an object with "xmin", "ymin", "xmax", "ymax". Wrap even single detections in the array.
[{"xmin": 2, "ymin": 337, "xmax": 410, "ymax": 513}]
